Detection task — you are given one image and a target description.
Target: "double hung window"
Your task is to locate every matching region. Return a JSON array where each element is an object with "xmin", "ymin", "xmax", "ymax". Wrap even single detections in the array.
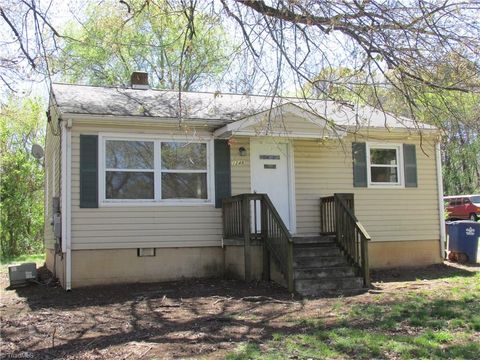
[{"xmin": 367, "ymin": 144, "xmax": 402, "ymax": 186}]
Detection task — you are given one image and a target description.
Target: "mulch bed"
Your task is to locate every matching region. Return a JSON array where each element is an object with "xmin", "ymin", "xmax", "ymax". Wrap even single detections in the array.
[{"xmin": 1, "ymin": 261, "xmax": 477, "ymax": 359}]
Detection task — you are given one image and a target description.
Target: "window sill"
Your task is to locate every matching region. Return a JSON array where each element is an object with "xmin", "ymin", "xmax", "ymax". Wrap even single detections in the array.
[
  {"xmin": 367, "ymin": 183, "xmax": 404, "ymax": 189},
  {"xmin": 99, "ymin": 200, "xmax": 215, "ymax": 207}
]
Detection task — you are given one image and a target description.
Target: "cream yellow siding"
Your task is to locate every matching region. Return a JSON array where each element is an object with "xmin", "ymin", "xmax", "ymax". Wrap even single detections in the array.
[
  {"xmin": 294, "ymin": 134, "xmax": 440, "ymax": 242},
  {"xmin": 70, "ymin": 123, "xmax": 222, "ymax": 250},
  {"xmin": 43, "ymin": 111, "xmax": 62, "ymax": 250},
  {"xmin": 230, "ymin": 137, "xmax": 251, "ymax": 194},
  {"xmin": 225, "ymin": 132, "xmax": 440, "ymax": 244},
  {"xmin": 69, "ymin": 119, "xmax": 440, "ymax": 251},
  {"xmin": 245, "ymin": 113, "xmax": 327, "ymax": 136}
]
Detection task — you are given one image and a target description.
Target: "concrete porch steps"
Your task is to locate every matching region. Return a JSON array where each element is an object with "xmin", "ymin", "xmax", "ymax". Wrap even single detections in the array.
[{"xmin": 292, "ymin": 235, "xmax": 366, "ymax": 297}]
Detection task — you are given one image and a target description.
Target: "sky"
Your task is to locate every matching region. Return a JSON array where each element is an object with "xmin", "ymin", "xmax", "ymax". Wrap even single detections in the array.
[
  {"xmin": 0, "ymin": 0, "xmax": 92, "ymax": 102},
  {"xmin": 1, "ymin": 0, "xmax": 340, "ymax": 103}
]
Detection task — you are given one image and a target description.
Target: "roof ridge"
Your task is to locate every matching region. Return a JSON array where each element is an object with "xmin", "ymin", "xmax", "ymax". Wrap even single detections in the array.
[{"xmin": 51, "ymin": 82, "xmax": 340, "ymax": 102}]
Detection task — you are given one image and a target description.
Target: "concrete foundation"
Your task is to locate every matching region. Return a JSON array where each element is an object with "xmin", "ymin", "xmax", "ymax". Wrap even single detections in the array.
[
  {"xmin": 70, "ymin": 247, "xmax": 224, "ymax": 287},
  {"xmin": 45, "ymin": 248, "xmax": 66, "ymax": 288},
  {"xmin": 369, "ymin": 240, "xmax": 442, "ymax": 269},
  {"xmin": 46, "ymin": 239, "xmax": 442, "ymax": 289}
]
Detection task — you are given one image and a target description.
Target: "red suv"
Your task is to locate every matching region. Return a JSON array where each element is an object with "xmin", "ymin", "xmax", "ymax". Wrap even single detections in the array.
[{"xmin": 445, "ymin": 195, "xmax": 480, "ymax": 221}]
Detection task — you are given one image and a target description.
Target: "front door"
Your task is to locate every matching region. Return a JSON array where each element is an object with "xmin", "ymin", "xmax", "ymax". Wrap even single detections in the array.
[{"xmin": 250, "ymin": 139, "xmax": 291, "ymax": 230}]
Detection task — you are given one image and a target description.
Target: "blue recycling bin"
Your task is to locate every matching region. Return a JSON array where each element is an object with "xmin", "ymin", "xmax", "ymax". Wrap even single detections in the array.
[{"xmin": 447, "ymin": 221, "xmax": 480, "ymax": 263}]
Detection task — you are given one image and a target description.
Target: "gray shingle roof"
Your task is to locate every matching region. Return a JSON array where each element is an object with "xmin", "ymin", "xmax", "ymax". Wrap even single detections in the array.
[{"xmin": 51, "ymin": 83, "xmax": 436, "ymax": 130}]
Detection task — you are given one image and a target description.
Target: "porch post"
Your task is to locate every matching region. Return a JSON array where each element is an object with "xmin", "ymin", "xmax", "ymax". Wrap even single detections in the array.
[
  {"xmin": 242, "ymin": 195, "xmax": 252, "ymax": 281},
  {"xmin": 261, "ymin": 197, "xmax": 270, "ymax": 281}
]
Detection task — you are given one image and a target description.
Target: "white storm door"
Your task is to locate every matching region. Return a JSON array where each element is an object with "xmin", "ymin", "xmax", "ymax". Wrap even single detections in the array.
[{"xmin": 250, "ymin": 140, "xmax": 291, "ymax": 230}]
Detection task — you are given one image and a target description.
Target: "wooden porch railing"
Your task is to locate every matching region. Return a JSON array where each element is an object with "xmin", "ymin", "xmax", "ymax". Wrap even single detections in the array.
[
  {"xmin": 319, "ymin": 195, "xmax": 335, "ymax": 234},
  {"xmin": 222, "ymin": 193, "xmax": 294, "ymax": 292},
  {"xmin": 320, "ymin": 193, "xmax": 371, "ymax": 287}
]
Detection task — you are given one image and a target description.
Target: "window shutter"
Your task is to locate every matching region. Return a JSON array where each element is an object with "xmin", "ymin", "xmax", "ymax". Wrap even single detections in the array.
[
  {"xmin": 214, "ymin": 139, "xmax": 231, "ymax": 208},
  {"xmin": 352, "ymin": 142, "xmax": 367, "ymax": 187},
  {"xmin": 403, "ymin": 144, "xmax": 418, "ymax": 187},
  {"xmin": 80, "ymin": 135, "xmax": 98, "ymax": 208}
]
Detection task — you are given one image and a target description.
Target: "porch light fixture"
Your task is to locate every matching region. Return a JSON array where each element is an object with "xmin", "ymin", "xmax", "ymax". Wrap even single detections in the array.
[{"xmin": 238, "ymin": 146, "xmax": 247, "ymax": 157}]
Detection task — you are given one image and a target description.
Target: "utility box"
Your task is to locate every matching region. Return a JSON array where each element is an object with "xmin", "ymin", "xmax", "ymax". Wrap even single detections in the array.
[
  {"xmin": 8, "ymin": 263, "xmax": 37, "ymax": 287},
  {"xmin": 447, "ymin": 221, "xmax": 480, "ymax": 263},
  {"xmin": 53, "ymin": 212, "xmax": 62, "ymax": 239}
]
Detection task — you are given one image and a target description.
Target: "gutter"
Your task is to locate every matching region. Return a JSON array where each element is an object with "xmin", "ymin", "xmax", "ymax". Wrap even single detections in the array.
[
  {"xmin": 435, "ymin": 141, "xmax": 446, "ymax": 260},
  {"xmin": 62, "ymin": 113, "xmax": 226, "ymax": 127}
]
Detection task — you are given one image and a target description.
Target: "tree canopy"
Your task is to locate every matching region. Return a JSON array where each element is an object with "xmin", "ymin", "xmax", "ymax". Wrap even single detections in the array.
[
  {"xmin": 56, "ymin": 0, "xmax": 231, "ymax": 90},
  {"xmin": 1, "ymin": 0, "xmax": 479, "ymax": 203}
]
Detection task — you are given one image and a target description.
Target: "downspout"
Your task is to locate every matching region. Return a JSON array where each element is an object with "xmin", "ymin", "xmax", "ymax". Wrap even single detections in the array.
[
  {"xmin": 66, "ymin": 120, "xmax": 72, "ymax": 290},
  {"xmin": 61, "ymin": 119, "xmax": 72, "ymax": 290},
  {"xmin": 435, "ymin": 141, "xmax": 446, "ymax": 260},
  {"xmin": 60, "ymin": 120, "xmax": 67, "ymax": 286}
]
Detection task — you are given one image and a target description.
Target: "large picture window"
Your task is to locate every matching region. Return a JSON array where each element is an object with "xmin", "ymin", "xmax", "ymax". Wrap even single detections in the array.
[
  {"xmin": 367, "ymin": 144, "xmax": 402, "ymax": 186},
  {"xmin": 102, "ymin": 137, "xmax": 211, "ymax": 203}
]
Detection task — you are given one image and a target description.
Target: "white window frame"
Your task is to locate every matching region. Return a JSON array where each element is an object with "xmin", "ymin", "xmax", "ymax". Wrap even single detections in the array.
[
  {"xmin": 98, "ymin": 133, "xmax": 215, "ymax": 206},
  {"xmin": 366, "ymin": 143, "xmax": 404, "ymax": 188}
]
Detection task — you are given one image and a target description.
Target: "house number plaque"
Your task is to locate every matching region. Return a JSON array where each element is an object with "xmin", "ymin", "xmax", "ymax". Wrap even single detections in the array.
[{"xmin": 260, "ymin": 155, "xmax": 280, "ymax": 160}]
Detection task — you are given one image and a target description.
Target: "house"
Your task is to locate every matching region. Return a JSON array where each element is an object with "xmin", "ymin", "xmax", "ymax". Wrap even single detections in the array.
[{"xmin": 44, "ymin": 72, "xmax": 445, "ymax": 294}]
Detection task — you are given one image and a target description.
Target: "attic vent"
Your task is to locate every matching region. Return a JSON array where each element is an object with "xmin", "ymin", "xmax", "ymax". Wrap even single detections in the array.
[{"xmin": 131, "ymin": 71, "xmax": 149, "ymax": 89}]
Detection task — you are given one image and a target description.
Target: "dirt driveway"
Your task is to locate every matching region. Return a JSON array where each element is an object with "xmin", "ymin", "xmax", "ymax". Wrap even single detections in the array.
[{"xmin": 1, "ymin": 262, "xmax": 478, "ymax": 359}]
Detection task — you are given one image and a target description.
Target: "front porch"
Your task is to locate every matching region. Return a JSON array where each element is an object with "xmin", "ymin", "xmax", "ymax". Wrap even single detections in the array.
[{"xmin": 221, "ymin": 193, "xmax": 371, "ymax": 296}]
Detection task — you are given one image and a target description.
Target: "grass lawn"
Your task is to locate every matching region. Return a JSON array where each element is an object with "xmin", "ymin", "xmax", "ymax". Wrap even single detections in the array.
[
  {"xmin": 0, "ymin": 253, "xmax": 45, "ymax": 266},
  {"xmin": 227, "ymin": 271, "xmax": 480, "ymax": 360}
]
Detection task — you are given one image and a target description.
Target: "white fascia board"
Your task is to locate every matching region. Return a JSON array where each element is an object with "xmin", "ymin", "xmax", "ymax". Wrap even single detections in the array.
[
  {"xmin": 230, "ymin": 130, "xmax": 336, "ymax": 139},
  {"xmin": 343, "ymin": 126, "xmax": 439, "ymax": 134},
  {"xmin": 63, "ymin": 113, "xmax": 226, "ymax": 128}
]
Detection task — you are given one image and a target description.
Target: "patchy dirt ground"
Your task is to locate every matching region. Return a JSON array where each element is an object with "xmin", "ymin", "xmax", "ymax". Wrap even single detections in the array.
[{"xmin": 0, "ymin": 261, "xmax": 478, "ymax": 359}]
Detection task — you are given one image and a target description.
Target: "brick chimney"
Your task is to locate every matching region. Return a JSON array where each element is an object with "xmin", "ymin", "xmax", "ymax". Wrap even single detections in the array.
[{"xmin": 130, "ymin": 71, "xmax": 149, "ymax": 89}]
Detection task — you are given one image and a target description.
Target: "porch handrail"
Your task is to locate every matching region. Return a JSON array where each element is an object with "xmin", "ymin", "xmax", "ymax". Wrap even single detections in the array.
[
  {"xmin": 319, "ymin": 195, "xmax": 335, "ymax": 234},
  {"xmin": 320, "ymin": 193, "xmax": 371, "ymax": 287},
  {"xmin": 222, "ymin": 193, "xmax": 294, "ymax": 292},
  {"xmin": 261, "ymin": 194, "xmax": 294, "ymax": 292}
]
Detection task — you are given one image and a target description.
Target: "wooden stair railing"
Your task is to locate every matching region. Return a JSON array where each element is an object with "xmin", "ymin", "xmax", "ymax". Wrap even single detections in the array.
[
  {"xmin": 222, "ymin": 193, "xmax": 294, "ymax": 292},
  {"xmin": 320, "ymin": 193, "xmax": 371, "ymax": 287}
]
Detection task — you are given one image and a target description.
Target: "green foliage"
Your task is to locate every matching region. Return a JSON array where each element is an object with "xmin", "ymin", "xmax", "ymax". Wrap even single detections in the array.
[
  {"xmin": 389, "ymin": 59, "xmax": 480, "ymax": 195},
  {"xmin": 0, "ymin": 253, "xmax": 45, "ymax": 266},
  {"xmin": 0, "ymin": 98, "xmax": 45, "ymax": 259},
  {"xmin": 55, "ymin": 0, "xmax": 231, "ymax": 90}
]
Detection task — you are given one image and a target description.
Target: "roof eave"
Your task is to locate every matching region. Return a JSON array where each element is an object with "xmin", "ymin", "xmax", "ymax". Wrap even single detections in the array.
[{"xmin": 60, "ymin": 112, "xmax": 229, "ymax": 128}]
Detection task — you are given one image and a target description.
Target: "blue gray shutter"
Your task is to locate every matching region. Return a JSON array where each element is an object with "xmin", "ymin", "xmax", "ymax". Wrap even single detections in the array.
[
  {"xmin": 352, "ymin": 142, "xmax": 367, "ymax": 187},
  {"xmin": 214, "ymin": 139, "xmax": 231, "ymax": 208},
  {"xmin": 80, "ymin": 135, "xmax": 98, "ymax": 208},
  {"xmin": 403, "ymin": 144, "xmax": 418, "ymax": 187}
]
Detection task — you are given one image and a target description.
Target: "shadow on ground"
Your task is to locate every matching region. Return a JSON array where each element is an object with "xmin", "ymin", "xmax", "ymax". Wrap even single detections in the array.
[
  {"xmin": 1, "ymin": 261, "xmax": 478, "ymax": 359},
  {"xmin": 2, "ymin": 272, "xmax": 306, "ymax": 359}
]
